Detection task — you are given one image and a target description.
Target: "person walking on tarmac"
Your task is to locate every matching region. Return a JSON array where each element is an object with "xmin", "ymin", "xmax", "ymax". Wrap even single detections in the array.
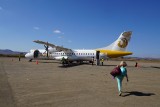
[
  {"xmin": 101, "ymin": 58, "xmax": 104, "ymax": 66},
  {"xmin": 116, "ymin": 61, "xmax": 129, "ymax": 96}
]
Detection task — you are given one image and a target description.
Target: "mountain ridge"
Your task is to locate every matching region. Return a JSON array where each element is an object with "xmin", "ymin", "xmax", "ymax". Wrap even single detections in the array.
[{"xmin": 0, "ymin": 49, "xmax": 26, "ymax": 55}]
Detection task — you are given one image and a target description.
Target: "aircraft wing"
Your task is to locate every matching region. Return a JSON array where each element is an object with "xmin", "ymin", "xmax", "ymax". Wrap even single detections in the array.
[
  {"xmin": 33, "ymin": 40, "xmax": 72, "ymax": 52},
  {"xmin": 33, "ymin": 40, "xmax": 56, "ymax": 47}
]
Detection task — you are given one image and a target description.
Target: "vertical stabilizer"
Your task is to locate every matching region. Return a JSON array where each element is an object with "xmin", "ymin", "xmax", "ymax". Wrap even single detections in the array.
[{"xmin": 99, "ymin": 31, "xmax": 132, "ymax": 51}]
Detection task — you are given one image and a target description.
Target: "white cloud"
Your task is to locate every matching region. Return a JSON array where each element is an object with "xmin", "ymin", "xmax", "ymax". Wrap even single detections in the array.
[
  {"xmin": 33, "ymin": 27, "xmax": 40, "ymax": 30},
  {"xmin": 53, "ymin": 29, "xmax": 61, "ymax": 34}
]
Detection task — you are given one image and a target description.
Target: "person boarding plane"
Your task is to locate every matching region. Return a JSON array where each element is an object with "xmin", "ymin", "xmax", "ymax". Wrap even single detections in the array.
[{"xmin": 25, "ymin": 31, "xmax": 133, "ymax": 63}]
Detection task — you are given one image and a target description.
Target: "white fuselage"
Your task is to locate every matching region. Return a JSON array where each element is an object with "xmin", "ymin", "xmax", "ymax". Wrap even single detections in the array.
[
  {"xmin": 52, "ymin": 49, "xmax": 106, "ymax": 61},
  {"xmin": 25, "ymin": 49, "xmax": 107, "ymax": 61}
]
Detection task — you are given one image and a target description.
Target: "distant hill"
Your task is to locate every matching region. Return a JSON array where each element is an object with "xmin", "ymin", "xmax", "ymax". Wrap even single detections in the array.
[{"xmin": 0, "ymin": 49, "xmax": 26, "ymax": 55}]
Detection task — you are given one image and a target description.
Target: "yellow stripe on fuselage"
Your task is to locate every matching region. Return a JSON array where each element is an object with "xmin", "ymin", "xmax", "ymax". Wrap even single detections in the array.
[{"xmin": 96, "ymin": 50, "xmax": 132, "ymax": 58}]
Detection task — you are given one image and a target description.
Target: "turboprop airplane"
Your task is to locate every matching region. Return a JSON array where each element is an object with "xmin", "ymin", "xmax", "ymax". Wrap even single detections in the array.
[{"xmin": 25, "ymin": 31, "xmax": 133, "ymax": 63}]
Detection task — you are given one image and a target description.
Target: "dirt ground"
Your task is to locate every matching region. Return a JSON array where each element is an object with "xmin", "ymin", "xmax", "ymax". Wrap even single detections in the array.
[{"xmin": 0, "ymin": 57, "xmax": 160, "ymax": 107}]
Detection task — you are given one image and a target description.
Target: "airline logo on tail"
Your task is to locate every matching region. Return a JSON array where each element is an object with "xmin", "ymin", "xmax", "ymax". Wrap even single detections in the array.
[
  {"xmin": 117, "ymin": 38, "xmax": 128, "ymax": 48},
  {"xmin": 96, "ymin": 31, "xmax": 132, "ymax": 58}
]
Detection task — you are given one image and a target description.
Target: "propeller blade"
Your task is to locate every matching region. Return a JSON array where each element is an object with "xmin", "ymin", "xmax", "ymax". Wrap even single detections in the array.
[
  {"xmin": 44, "ymin": 42, "xmax": 49, "ymax": 58},
  {"xmin": 47, "ymin": 42, "xmax": 49, "ymax": 58}
]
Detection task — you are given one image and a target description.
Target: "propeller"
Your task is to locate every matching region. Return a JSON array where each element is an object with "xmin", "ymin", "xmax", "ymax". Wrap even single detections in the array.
[{"xmin": 44, "ymin": 42, "xmax": 49, "ymax": 58}]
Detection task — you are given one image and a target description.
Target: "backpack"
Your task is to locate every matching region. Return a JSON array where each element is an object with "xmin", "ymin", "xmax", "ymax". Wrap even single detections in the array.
[{"xmin": 110, "ymin": 66, "xmax": 121, "ymax": 78}]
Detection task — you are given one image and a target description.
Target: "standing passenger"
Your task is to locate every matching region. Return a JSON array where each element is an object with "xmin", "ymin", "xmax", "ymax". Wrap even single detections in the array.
[
  {"xmin": 91, "ymin": 57, "xmax": 94, "ymax": 65},
  {"xmin": 101, "ymin": 58, "xmax": 104, "ymax": 66}
]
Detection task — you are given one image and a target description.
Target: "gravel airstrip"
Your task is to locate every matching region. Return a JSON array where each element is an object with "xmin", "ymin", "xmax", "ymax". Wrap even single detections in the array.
[{"xmin": 0, "ymin": 57, "xmax": 160, "ymax": 107}]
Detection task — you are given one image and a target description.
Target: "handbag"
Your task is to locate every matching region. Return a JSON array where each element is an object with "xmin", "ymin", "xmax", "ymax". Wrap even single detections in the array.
[{"xmin": 110, "ymin": 66, "xmax": 121, "ymax": 78}]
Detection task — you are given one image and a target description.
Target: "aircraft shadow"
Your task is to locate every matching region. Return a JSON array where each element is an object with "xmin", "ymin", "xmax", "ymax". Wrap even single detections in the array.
[
  {"xmin": 58, "ymin": 63, "xmax": 88, "ymax": 68},
  {"xmin": 150, "ymin": 66, "xmax": 160, "ymax": 69},
  {"xmin": 31, "ymin": 61, "xmax": 59, "ymax": 64},
  {"xmin": 122, "ymin": 91, "xmax": 155, "ymax": 97}
]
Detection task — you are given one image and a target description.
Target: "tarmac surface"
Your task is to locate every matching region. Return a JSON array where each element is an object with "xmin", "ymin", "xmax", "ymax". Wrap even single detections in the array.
[{"xmin": 0, "ymin": 57, "xmax": 160, "ymax": 107}]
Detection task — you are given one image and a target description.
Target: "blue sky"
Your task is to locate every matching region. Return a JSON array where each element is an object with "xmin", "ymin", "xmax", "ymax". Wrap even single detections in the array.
[{"xmin": 0, "ymin": 0, "xmax": 160, "ymax": 58}]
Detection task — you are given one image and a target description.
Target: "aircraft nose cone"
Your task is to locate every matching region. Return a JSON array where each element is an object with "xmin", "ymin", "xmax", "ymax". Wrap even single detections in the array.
[
  {"xmin": 25, "ymin": 53, "xmax": 28, "ymax": 58},
  {"xmin": 25, "ymin": 53, "xmax": 31, "ymax": 58}
]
